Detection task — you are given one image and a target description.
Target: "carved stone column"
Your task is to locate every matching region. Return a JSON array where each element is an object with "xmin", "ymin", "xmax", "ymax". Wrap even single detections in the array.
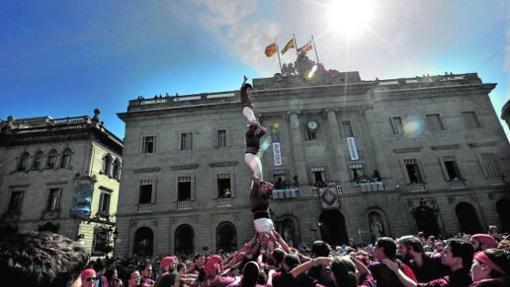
[
  {"xmin": 288, "ymin": 111, "xmax": 308, "ymax": 185},
  {"xmin": 325, "ymin": 109, "xmax": 350, "ymax": 182}
]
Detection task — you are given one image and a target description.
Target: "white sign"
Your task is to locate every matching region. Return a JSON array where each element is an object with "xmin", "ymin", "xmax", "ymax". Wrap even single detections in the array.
[
  {"xmin": 272, "ymin": 142, "xmax": 282, "ymax": 166},
  {"xmin": 347, "ymin": 137, "xmax": 359, "ymax": 161}
]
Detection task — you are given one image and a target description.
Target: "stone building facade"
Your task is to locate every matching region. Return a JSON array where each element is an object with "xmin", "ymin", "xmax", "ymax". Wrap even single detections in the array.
[
  {"xmin": 115, "ymin": 70, "xmax": 510, "ymax": 258},
  {"xmin": 0, "ymin": 110, "xmax": 123, "ymax": 256}
]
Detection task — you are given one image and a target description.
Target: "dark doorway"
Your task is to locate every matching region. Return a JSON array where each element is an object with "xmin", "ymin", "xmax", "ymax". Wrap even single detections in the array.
[
  {"xmin": 133, "ymin": 227, "xmax": 154, "ymax": 257},
  {"xmin": 216, "ymin": 221, "xmax": 237, "ymax": 252},
  {"xmin": 413, "ymin": 205, "xmax": 440, "ymax": 236},
  {"xmin": 496, "ymin": 198, "xmax": 510, "ymax": 232},
  {"xmin": 319, "ymin": 209, "xmax": 348, "ymax": 246},
  {"xmin": 38, "ymin": 222, "xmax": 60, "ymax": 233},
  {"xmin": 455, "ymin": 202, "xmax": 483, "ymax": 234},
  {"xmin": 175, "ymin": 224, "xmax": 195, "ymax": 255},
  {"xmin": 277, "ymin": 217, "xmax": 300, "ymax": 247}
]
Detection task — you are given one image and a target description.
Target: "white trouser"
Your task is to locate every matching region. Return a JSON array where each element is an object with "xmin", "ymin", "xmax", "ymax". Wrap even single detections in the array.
[
  {"xmin": 254, "ymin": 218, "xmax": 274, "ymax": 233},
  {"xmin": 244, "ymin": 153, "xmax": 263, "ymax": 181},
  {"xmin": 242, "ymin": 106, "xmax": 257, "ymax": 123}
]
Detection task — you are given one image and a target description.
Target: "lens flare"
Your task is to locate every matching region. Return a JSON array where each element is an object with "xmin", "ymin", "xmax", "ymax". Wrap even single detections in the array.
[
  {"xmin": 258, "ymin": 137, "xmax": 272, "ymax": 157},
  {"xmin": 306, "ymin": 64, "xmax": 318, "ymax": 80},
  {"xmin": 403, "ymin": 119, "xmax": 425, "ymax": 137},
  {"xmin": 326, "ymin": 0, "xmax": 375, "ymax": 39}
]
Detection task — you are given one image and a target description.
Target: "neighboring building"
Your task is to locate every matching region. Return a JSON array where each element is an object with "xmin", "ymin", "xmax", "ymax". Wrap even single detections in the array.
[
  {"xmin": 0, "ymin": 109, "xmax": 123, "ymax": 257},
  {"xmin": 115, "ymin": 61, "xmax": 510, "ymax": 257},
  {"xmin": 502, "ymin": 99, "xmax": 510, "ymax": 130}
]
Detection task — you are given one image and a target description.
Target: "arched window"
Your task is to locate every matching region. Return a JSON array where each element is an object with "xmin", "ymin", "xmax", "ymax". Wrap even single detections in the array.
[
  {"xmin": 216, "ymin": 221, "xmax": 237, "ymax": 252},
  {"xmin": 175, "ymin": 224, "xmax": 195, "ymax": 255},
  {"xmin": 18, "ymin": 152, "xmax": 30, "ymax": 171},
  {"xmin": 32, "ymin": 151, "xmax": 44, "ymax": 170},
  {"xmin": 60, "ymin": 148, "xmax": 72, "ymax": 168},
  {"xmin": 103, "ymin": 154, "xmax": 112, "ymax": 176},
  {"xmin": 46, "ymin": 150, "xmax": 58, "ymax": 169},
  {"xmin": 112, "ymin": 159, "xmax": 121, "ymax": 179}
]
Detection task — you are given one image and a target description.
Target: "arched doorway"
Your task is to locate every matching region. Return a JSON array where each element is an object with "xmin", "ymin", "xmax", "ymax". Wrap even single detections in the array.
[
  {"xmin": 175, "ymin": 224, "xmax": 195, "ymax": 255},
  {"xmin": 455, "ymin": 202, "xmax": 482, "ymax": 234},
  {"xmin": 412, "ymin": 205, "xmax": 440, "ymax": 236},
  {"xmin": 319, "ymin": 209, "xmax": 348, "ymax": 246},
  {"xmin": 368, "ymin": 211, "xmax": 386, "ymax": 241},
  {"xmin": 216, "ymin": 221, "xmax": 237, "ymax": 252},
  {"xmin": 133, "ymin": 227, "xmax": 154, "ymax": 257},
  {"xmin": 496, "ymin": 198, "xmax": 510, "ymax": 232},
  {"xmin": 277, "ymin": 217, "xmax": 300, "ymax": 247}
]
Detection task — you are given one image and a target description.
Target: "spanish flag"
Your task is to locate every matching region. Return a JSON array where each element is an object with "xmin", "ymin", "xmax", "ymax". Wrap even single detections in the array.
[
  {"xmin": 281, "ymin": 39, "xmax": 295, "ymax": 55},
  {"xmin": 265, "ymin": 42, "xmax": 277, "ymax": 57},
  {"xmin": 297, "ymin": 40, "xmax": 313, "ymax": 54}
]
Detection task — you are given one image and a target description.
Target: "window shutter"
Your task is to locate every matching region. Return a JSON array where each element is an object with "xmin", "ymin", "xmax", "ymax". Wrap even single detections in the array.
[
  {"xmin": 438, "ymin": 157, "xmax": 450, "ymax": 181},
  {"xmin": 400, "ymin": 160, "xmax": 411, "ymax": 184},
  {"xmin": 418, "ymin": 159, "xmax": 427, "ymax": 183}
]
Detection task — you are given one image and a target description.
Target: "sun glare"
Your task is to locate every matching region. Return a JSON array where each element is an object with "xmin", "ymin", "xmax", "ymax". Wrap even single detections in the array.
[{"xmin": 326, "ymin": 0, "xmax": 375, "ymax": 39}]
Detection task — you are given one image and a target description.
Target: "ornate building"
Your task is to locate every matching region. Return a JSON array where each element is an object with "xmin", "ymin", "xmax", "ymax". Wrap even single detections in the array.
[
  {"xmin": 115, "ymin": 66, "xmax": 510, "ymax": 257},
  {"xmin": 0, "ymin": 109, "xmax": 123, "ymax": 257}
]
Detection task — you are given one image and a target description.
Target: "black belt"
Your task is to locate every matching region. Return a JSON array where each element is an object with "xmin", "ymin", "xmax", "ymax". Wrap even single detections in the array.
[{"xmin": 253, "ymin": 211, "xmax": 270, "ymax": 220}]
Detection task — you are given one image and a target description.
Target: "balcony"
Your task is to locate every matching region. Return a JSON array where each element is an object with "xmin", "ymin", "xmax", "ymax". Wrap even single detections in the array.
[
  {"xmin": 449, "ymin": 179, "xmax": 466, "ymax": 190},
  {"xmin": 176, "ymin": 200, "xmax": 192, "ymax": 210},
  {"xmin": 355, "ymin": 181, "xmax": 385, "ymax": 192},
  {"xmin": 272, "ymin": 187, "xmax": 300, "ymax": 199},
  {"xmin": 408, "ymin": 182, "xmax": 426, "ymax": 192},
  {"xmin": 216, "ymin": 197, "xmax": 233, "ymax": 207}
]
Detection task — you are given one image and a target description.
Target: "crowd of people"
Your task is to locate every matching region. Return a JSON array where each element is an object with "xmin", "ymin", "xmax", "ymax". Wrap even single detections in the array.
[{"xmin": 0, "ymin": 228, "xmax": 509, "ymax": 287}]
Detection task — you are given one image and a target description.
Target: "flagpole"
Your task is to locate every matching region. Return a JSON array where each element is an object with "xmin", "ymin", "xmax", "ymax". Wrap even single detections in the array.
[
  {"xmin": 293, "ymin": 33, "xmax": 299, "ymax": 57},
  {"xmin": 275, "ymin": 38, "xmax": 282, "ymax": 74},
  {"xmin": 311, "ymin": 34, "xmax": 320, "ymax": 64}
]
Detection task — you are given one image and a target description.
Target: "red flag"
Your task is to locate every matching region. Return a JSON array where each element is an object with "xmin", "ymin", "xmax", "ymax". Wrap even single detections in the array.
[
  {"xmin": 265, "ymin": 42, "xmax": 277, "ymax": 57},
  {"xmin": 297, "ymin": 41, "xmax": 313, "ymax": 54}
]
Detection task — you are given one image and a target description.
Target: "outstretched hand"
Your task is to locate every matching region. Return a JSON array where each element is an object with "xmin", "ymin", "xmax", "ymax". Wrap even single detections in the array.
[{"xmin": 243, "ymin": 75, "xmax": 248, "ymax": 83}]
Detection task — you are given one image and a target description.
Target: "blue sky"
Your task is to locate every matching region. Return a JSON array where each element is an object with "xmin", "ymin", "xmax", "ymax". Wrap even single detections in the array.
[{"xmin": 0, "ymin": 0, "xmax": 509, "ymax": 140}]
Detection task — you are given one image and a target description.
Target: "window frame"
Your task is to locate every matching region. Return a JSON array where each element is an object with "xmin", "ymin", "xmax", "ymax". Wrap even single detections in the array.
[
  {"xmin": 47, "ymin": 188, "xmax": 62, "ymax": 211},
  {"xmin": 142, "ymin": 135, "xmax": 156, "ymax": 154}
]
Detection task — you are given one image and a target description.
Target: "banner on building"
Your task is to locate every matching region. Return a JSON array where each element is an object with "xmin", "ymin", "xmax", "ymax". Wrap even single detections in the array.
[
  {"xmin": 69, "ymin": 180, "xmax": 94, "ymax": 219},
  {"xmin": 347, "ymin": 137, "xmax": 359, "ymax": 161},
  {"xmin": 272, "ymin": 142, "xmax": 282, "ymax": 166},
  {"xmin": 318, "ymin": 185, "xmax": 340, "ymax": 209}
]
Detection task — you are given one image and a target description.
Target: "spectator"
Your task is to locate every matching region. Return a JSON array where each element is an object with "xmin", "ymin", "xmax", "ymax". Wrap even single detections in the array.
[
  {"xmin": 154, "ymin": 256, "xmax": 179, "ymax": 287},
  {"xmin": 470, "ymin": 235, "xmax": 498, "ymax": 252},
  {"xmin": 384, "ymin": 239, "xmax": 474, "ymax": 287},
  {"xmin": 398, "ymin": 235, "xmax": 449, "ymax": 282},
  {"xmin": 470, "ymin": 248, "xmax": 510, "ymax": 287},
  {"xmin": 0, "ymin": 231, "xmax": 89, "ymax": 287}
]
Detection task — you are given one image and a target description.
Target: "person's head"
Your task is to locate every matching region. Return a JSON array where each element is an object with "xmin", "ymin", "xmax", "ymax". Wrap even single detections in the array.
[
  {"xmin": 311, "ymin": 240, "xmax": 331, "ymax": 258},
  {"xmin": 241, "ymin": 83, "xmax": 253, "ymax": 98},
  {"xmin": 442, "ymin": 239, "xmax": 474, "ymax": 271},
  {"xmin": 93, "ymin": 259, "xmax": 106, "ymax": 275},
  {"xmin": 81, "ymin": 268, "xmax": 97, "ymax": 287},
  {"xmin": 374, "ymin": 237, "xmax": 397, "ymax": 261},
  {"xmin": 398, "ymin": 235, "xmax": 424, "ymax": 259},
  {"xmin": 0, "ymin": 231, "xmax": 90, "ymax": 287},
  {"xmin": 241, "ymin": 261, "xmax": 260, "ymax": 287},
  {"xmin": 470, "ymin": 234, "xmax": 498, "ymax": 252},
  {"xmin": 127, "ymin": 269, "xmax": 141, "ymax": 287},
  {"xmin": 204, "ymin": 255, "xmax": 222, "ymax": 278},
  {"xmin": 331, "ymin": 256, "xmax": 357, "ymax": 287},
  {"xmin": 282, "ymin": 253, "xmax": 300, "ymax": 271},
  {"xmin": 104, "ymin": 267, "xmax": 119, "ymax": 281},
  {"xmin": 272, "ymin": 248, "xmax": 285, "ymax": 266},
  {"xmin": 194, "ymin": 254, "xmax": 205, "ymax": 268},
  {"xmin": 160, "ymin": 256, "xmax": 177, "ymax": 273},
  {"xmin": 471, "ymin": 248, "xmax": 510, "ymax": 282},
  {"xmin": 435, "ymin": 241, "xmax": 445, "ymax": 253},
  {"xmin": 355, "ymin": 250, "xmax": 370, "ymax": 265},
  {"xmin": 176, "ymin": 262, "xmax": 186, "ymax": 275},
  {"xmin": 141, "ymin": 261, "xmax": 152, "ymax": 278},
  {"xmin": 488, "ymin": 225, "xmax": 499, "ymax": 237}
]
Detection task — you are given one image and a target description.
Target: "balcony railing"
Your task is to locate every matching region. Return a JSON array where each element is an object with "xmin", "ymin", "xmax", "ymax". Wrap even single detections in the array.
[
  {"xmin": 176, "ymin": 200, "xmax": 192, "ymax": 210},
  {"xmin": 216, "ymin": 197, "xmax": 233, "ymax": 207},
  {"xmin": 408, "ymin": 182, "xmax": 426, "ymax": 192},
  {"xmin": 355, "ymin": 181, "xmax": 385, "ymax": 192},
  {"xmin": 272, "ymin": 187, "xmax": 299, "ymax": 199},
  {"xmin": 449, "ymin": 179, "xmax": 466, "ymax": 190}
]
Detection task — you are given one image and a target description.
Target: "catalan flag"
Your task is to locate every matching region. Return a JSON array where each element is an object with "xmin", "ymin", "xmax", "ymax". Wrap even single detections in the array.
[
  {"xmin": 297, "ymin": 40, "xmax": 313, "ymax": 54},
  {"xmin": 265, "ymin": 41, "xmax": 277, "ymax": 57},
  {"xmin": 281, "ymin": 39, "xmax": 295, "ymax": 55}
]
